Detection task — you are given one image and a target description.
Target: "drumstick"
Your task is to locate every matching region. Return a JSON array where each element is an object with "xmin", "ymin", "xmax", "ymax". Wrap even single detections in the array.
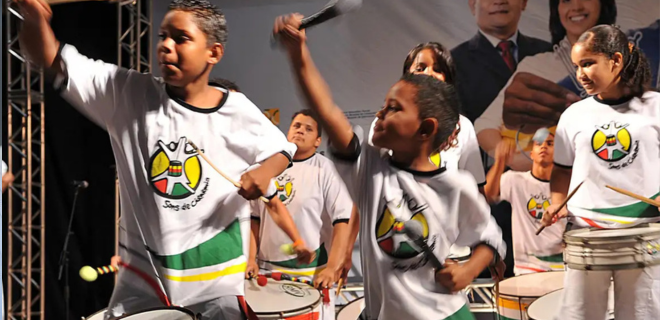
[
  {"xmin": 188, "ymin": 140, "xmax": 270, "ymax": 204},
  {"xmin": 336, "ymin": 277, "xmax": 344, "ymax": 298},
  {"xmin": 605, "ymin": 185, "xmax": 660, "ymax": 207},
  {"xmin": 536, "ymin": 181, "xmax": 584, "ymax": 235}
]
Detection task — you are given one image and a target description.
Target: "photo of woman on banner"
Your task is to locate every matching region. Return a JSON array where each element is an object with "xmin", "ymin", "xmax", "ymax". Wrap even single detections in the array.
[{"xmin": 474, "ymin": 0, "xmax": 659, "ymax": 171}]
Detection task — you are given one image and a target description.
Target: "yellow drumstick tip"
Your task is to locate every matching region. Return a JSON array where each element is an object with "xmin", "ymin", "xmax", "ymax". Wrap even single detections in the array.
[
  {"xmin": 280, "ymin": 243, "xmax": 295, "ymax": 255},
  {"xmin": 79, "ymin": 266, "xmax": 98, "ymax": 282}
]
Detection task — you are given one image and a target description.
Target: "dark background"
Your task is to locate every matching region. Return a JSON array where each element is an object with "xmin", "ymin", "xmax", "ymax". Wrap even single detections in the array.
[{"xmin": 4, "ymin": 3, "xmax": 119, "ymax": 319}]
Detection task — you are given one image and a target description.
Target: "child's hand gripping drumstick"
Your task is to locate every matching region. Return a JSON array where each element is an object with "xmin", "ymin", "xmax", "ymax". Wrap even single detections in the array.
[
  {"xmin": 605, "ymin": 185, "xmax": 660, "ymax": 207},
  {"xmin": 188, "ymin": 140, "xmax": 270, "ymax": 203},
  {"xmin": 537, "ymin": 181, "xmax": 584, "ymax": 235}
]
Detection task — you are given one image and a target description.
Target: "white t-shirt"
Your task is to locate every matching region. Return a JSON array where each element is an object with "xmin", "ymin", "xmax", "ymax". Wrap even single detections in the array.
[
  {"xmin": 430, "ymin": 115, "xmax": 486, "ymax": 186},
  {"xmin": 499, "ymin": 171, "xmax": 565, "ymax": 274},
  {"xmin": 59, "ymin": 45, "xmax": 297, "ymax": 308},
  {"xmin": 251, "ymin": 153, "xmax": 353, "ymax": 278},
  {"xmin": 331, "ymin": 124, "xmax": 505, "ymax": 320},
  {"xmin": 554, "ymin": 91, "xmax": 660, "ymax": 228},
  {"xmin": 2, "ymin": 161, "xmax": 7, "ymax": 176}
]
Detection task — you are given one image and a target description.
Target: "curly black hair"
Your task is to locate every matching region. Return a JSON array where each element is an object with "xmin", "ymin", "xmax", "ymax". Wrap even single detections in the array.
[
  {"xmin": 169, "ymin": 0, "xmax": 228, "ymax": 46},
  {"xmin": 399, "ymin": 74, "xmax": 461, "ymax": 151}
]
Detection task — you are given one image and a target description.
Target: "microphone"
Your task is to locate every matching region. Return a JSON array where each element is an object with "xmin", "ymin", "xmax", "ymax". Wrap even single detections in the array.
[
  {"xmin": 299, "ymin": 0, "xmax": 362, "ymax": 30},
  {"xmin": 271, "ymin": 0, "xmax": 362, "ymax": 48},
  {"xmin": 402, "ymin": 220, "xmax": 444, "ymax": 270},
  {"xmin": 73, "ymin": 180, "xmax": 89, "ymax": 189}
]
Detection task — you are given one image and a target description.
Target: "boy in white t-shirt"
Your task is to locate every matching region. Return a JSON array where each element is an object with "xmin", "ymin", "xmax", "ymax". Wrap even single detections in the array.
[
  {"xmin": 17, "ymin": 0, "xmax": 297, "ymax": 318},
  {"xmin": 485, "ymin": 133, "xmax": 565, "ymax": 275},
  {"xmin": 275, "ymin": 14, "xmax": 506, "ymax": 320},
  {"xmin": 248, "ymin": 110, "xmax": 353, "ymax": 320}
]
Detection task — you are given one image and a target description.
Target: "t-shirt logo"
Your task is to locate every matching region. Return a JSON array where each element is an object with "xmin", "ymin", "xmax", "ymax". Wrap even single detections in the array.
[
  {"xmin": 148, "ymin": 137, "xmax": 203, "ymax": 199},
  {"xmin": 274, "ymin": 174, "xmax": 295, "ymax": 204},
  {"xmin": 527, "ymin": 196, "xmax": 550, "ymax": 219},
  {"xmin": 429, "ymin": 152, "xmax": 444, "ymax": 168},
  {"xmin": 591, "ymin": 121, "xmax": 633, "ymax": 162},
  {"xmin": 375, "ymin": 194, "xmax": 430, "ymax": 259}
]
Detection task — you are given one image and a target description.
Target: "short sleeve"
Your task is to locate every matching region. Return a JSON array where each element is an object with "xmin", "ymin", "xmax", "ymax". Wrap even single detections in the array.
[
  {"xmin": 457, "ymin": 118, "xmax": 486, "ymax": 185},
  {"xmin": 553, "ymin": 111, "xmax": 576, "ymax": 168},
  {"xmin": 454, "ymin": 172, "xmax": 506, "ymax": 260},
  {"xmin": 59, "ymin": 44, "xmax": 132, "ymax": 129},
  {"xmin": 320, "ymin": 158, "xmax": 354, "ymax": 224},
  {"xmin": 2, "ymin": 161, "xmax": 7, "ymax": 176},
  {"xmin": 228, "ymin": 94, "xmax": 297, "ymax": 166},
  {"xmin": 499, "ymin": 171, "xmax": 513, "ymax": 202}
]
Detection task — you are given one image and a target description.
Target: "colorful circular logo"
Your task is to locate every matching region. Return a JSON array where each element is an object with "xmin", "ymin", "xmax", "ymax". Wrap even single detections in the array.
[
  {"xmin": 375, "ymin": 208, "xmax": 429, "ymax": 259},
  {"xmin": 591, "ymin": 122, "xmax": 631, "ymax": 162},
  {"xmin": 527, "ymin": 198, "xmax": 550, "ymax": 219},
  {"xmin": 148, "ymin": 138, "xmax": 202, "ymax": 199}
]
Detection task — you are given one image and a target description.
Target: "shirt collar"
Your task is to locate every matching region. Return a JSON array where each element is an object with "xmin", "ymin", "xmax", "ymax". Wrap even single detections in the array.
[{"xmin": 479, "ymin": 29, "xmax": 519, "ymax": 48}]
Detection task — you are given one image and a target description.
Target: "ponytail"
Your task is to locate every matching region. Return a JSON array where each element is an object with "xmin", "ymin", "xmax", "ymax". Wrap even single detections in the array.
[{"xmin": 620, "ymin": 44, "xmax": 652, "ymax": 98}]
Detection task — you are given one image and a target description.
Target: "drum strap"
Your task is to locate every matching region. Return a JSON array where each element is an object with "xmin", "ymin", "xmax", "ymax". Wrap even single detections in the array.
[{"xmin": 237, "ymin": 296, "xmax": 259, "ymax": 320}]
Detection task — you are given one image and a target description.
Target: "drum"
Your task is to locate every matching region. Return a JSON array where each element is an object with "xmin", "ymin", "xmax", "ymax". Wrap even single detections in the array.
[
  {"xmin": 245, "ymin": 279, "xmax": 322, "ymax": 319},
  {"xmin": 84, "ymin": 309, "xmax": 107, "ymax": 320},
  {"xmin": 116, "ymin": 307, "xmax": 197, "ymax": 320},
  {"xmin": 497, "ymin": 271, "xmax": 565, "ymax": 320},
  {"xmin": 564, "ymin": 224, "xmax": 660, "ymax": 271},
  {"xmin": 527, "ymin": 284, "xmax": 614, "ymax": 320},
  {"xmin": 337, "ymin": 297, "xmax": 365, "ymax": 320},
  {"xmin": 447, "ymin": 245, "xmax": 471, "ymax": 264}
]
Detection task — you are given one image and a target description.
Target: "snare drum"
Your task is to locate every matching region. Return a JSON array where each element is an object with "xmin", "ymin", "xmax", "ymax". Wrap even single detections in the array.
[
  {"xmin": 116, "ymin": 307, "xmax": 198, "ymax": 319},
  {"xmin": 245, "ymin": 279, "xmax": 322, "ymax": 319},
  {"xmin": 84, "ymin": 309, "xmax": 107, "ymax": 320},
  {"xmin": 564, "ymin": 224, "xmax": 660, "ymax": 271},
  {"xmin": 497, "ymin": 271, "xmax": 565, "ymax": 320},
  {"xmin": 527, "ymin": 284, "xmax": 614, "ymax": 320},
  {"xmin": 448, "ymin": 245, "xmax": 471, "ymax": 264},
  {"xmin": 336, "ymin": 297, "xmax": 365, "ymax": 320}
]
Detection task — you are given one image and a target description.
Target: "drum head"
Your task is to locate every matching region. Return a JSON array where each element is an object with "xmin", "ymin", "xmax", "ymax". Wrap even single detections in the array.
[
  {"xmin": 499, "ymin": 271, "xmax": 565, "ymax": 298},
  {"xmin": 527, "ymin": 286, "xmax": 614, "ymax": 320},
  {"xmin": 246, "ymin": 279, "xmax": 321, "ymax": 316},
  {"xmin": 337, "ymin": 297, "xmax": 365, "ymax": 320},
  {"xmin": 85, "ymin": 309, "xmax": 108, "ymax": 320},
  {"xmin": 116, "ymin": 307, "xmax": 196, "ymax": 320},
  {"xmin": 448, "ymin": 245, "xmax": 471, "ymax": 262}
]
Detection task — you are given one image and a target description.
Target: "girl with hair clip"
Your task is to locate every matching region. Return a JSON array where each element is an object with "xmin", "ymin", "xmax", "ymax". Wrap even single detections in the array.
[
  {"xmin": 542, "ymin": 24, "xmax": 660, "ymax": 320},
  {"xmin": 475, "ymin": 0, "xmax": 618, "ymax": 171},
  {"xmin": 402, "ymin": 43, "xmax": 486, "ymax": 192}
]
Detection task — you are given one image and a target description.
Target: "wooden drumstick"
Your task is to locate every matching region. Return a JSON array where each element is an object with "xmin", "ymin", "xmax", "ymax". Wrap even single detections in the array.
[
  {"xmin": 605, "ymin": 185, "xmax": 660, "ymax": 207},
  {"xmin": 188, "ymin": 140, "xmax": 270, "ymax": 204},
  {"xmin": 336, "ymin": 277, "xmax": 344, "ymax": 298},
  {"xmin": 536, "ymin": 181, "xmax": 584, "ymax": 235}
]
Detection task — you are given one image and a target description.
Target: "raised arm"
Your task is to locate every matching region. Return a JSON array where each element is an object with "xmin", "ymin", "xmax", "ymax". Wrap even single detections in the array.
[
  {"xmin": 274, "ymin": 14, "xmax": 354, "ymax": 154},
  {"xmin": 16, "ymin": 0, "xmax": 60, "ymax": 74},
  {"xmin": 484, "ymin": 140, "xmax": 515, "ymax": 204}
]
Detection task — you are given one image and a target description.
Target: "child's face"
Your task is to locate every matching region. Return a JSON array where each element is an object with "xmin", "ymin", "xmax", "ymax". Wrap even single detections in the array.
[
  {"xmin": 571, "ymin": 42, "xmax": 622, "ymax": 95},
  {"xmin": 287, "ymin": 114, "xmax": 321, "ymax": 155},
  {"xmin": 373, "ymin": 81, "xmax": 428, "ymax": 153},
  {"xmin": 157, "ymin": 10, "xmax": 222, "ymax": 87},
  {"xmin": 409, "ymin": 49, "xmax": 446, "ymax": 82},
  {"xmin": 531, "ymin": 134, "xmax": 554, "ymax": 166}
]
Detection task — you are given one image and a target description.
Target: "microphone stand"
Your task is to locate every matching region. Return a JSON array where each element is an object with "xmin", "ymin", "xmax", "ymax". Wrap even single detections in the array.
[{"xmin": 58, "ymin": 183, "xmax": 84, "ymax": 320}]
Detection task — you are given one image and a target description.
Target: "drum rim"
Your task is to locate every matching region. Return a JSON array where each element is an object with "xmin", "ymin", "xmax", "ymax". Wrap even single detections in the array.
[
  {"xmin": 84, "ymin": 308, "xmax": 108, "ymax": 319},
  {"xmin": 564, "ymin": 223, "xmax": 660, "ymax": 241},
  {"xmin": 337, "ymin": 296, "xmax": 365, "ymax": 316},
  {"xmin": 498, "ymin": 271, "xmax": 565, "ymax": 297},
  {"xmin": 115, "ymin": 306, "xmax": 197, "ymax": 319}
]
